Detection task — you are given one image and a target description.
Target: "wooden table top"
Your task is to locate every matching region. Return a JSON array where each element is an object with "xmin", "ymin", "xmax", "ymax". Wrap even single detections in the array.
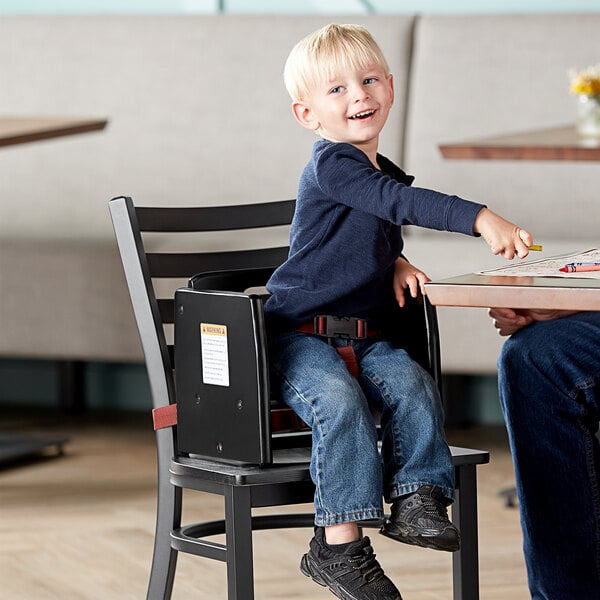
[
  {"xmin": 0, "ymin": 117, "xmax": 108, "ymax": 148},
  {"xmin": 425, "ymin": 273, "xmax": 600, "ymax": 311},
  {"xmin": 439, "ymin": 125, "xmax": 600, "ymax": 161}
]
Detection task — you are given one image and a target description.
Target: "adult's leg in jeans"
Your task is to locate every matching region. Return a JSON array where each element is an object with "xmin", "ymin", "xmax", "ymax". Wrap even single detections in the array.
[{"xmin": 498, "ymin": 311, "xmax": 600, "ymax": 600}]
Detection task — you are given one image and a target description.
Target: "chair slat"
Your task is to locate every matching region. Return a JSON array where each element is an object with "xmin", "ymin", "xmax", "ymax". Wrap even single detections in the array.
[
  {"xmin": 146, "ymin": 248, "xmax": 289, "ymax": 278},
  {"xmin": 136, "ymin": 200, "xmax": 296, "ymax": 232}
]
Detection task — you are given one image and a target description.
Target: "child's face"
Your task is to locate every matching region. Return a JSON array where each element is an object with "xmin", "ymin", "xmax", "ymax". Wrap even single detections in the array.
[{"xmin": 292, "ymin": 63, "xmax": 394, "ymax": 157}]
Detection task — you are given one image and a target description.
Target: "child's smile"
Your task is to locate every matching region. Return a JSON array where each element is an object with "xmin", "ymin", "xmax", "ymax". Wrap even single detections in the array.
[{"xmin": 349, "ymin": 109, "xmax": 376, "ymax": 120}]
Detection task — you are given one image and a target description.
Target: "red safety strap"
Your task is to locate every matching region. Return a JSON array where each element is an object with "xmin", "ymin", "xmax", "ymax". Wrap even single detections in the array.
[
  {"xmin": 152, "ymin": 403, "xmax": 307, "ymax": 433},
  {"xmin": 335, "ymin": 344, "xmax": 360, "ymax": 378},
  {"xmin": 271, "ymin": 407, "xmax": 309, "ymax": 432},
  {"xmin": 297, "ymin": 316, "xmax": 379, "ymax": 339},
  {"xmin": 152, "ymin": 403, "xmax": 178, "ymax": 430},
  {"xmin": 297, "ymin": 316, "xmax": 381, "ymax": 378}
]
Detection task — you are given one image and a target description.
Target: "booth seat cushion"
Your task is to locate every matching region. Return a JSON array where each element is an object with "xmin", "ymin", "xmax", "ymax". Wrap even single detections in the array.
[
  {"xmin": 0, "ymin": 13, "xmax": 596, "ymax": 373},
  {"xmin": 0, "ymin": 14, "xmax": 415, "ymax": 361}
]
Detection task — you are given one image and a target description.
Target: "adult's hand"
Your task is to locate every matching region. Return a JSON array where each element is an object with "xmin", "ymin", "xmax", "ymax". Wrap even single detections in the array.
[{"xmin": 488, "ymin": 307, "xmax": 577, "ymax": 336}]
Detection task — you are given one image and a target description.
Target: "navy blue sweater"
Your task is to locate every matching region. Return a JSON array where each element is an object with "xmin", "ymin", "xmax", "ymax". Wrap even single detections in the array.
[{"xmin": 265, "ymin": 140, "xmax": 484, "ymax": 331}]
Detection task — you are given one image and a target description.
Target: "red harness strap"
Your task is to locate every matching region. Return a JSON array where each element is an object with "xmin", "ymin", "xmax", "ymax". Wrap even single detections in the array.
[
  {"xmin": 335, "ymin": 344, "xmax": 360, "ymax": 378},
  {"xmin": 152, "ymin": 403, "xmax": 178, "ymax": 430},
  {"xmin": 296, "ymin": 315, "xmax": 381, "ymax": 378}
]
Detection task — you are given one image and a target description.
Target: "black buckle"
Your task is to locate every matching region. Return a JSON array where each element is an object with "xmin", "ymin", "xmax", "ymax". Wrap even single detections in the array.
[{"xmin": 313, "ymin": 315, "xmax": 367, "ymax": 340}]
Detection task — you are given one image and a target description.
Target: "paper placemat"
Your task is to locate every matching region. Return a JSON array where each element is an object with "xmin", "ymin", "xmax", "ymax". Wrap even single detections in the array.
[{"xmin": 477, "ymin": 248, "xmax": 600, "ymax": 279}]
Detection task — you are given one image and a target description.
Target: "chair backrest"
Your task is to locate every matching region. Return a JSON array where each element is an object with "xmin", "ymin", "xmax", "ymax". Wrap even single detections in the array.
[{"xmin": 108, "ymin": 196, "xmax": 295, "ymax": 457}]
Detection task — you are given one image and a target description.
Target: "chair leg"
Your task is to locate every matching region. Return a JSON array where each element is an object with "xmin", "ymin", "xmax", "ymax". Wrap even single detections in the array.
[
  {"xmin": 452, "ymin": 464, "xmax": 480, "ymax": 600},
  {"xmin": 224, "ymin": 485, "xmax": 254, "ymax": 600},
  {"xmin": 147, "ymin": 433, "xmax": 182, "ymax": 600}
]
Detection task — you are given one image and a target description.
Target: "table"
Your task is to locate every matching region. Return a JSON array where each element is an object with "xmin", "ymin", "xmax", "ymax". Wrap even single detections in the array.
[
  {"xmin": 0, "ymin": 116, "xmax": 108, "ymax": 147},
  {"xmin": 425, "ymin": 273, "xmax": 600, "ymax": 312},
  {"xmin": 0, "ymin": 115, "xmax": 108, "ymax": 465},
  {"xmin": 439, "ymin": 124, "xmax": 600, "ymax": 161}
]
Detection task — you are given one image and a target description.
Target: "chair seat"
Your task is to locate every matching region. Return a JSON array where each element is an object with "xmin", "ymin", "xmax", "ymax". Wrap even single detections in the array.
[
  {"xmin": 171, "ymin": 449, "xmax": 316, "ymax": 512},
  {"xmin": 171, "ymin": 448, "xmax": 313, "ymax": 487},
  {"xmin": 170, "ymin": 445, "xmax": 488, "ymax": 488},
  {"xmin": 448, "ymin": 445, "xmax": 489, "ymax": 467}
]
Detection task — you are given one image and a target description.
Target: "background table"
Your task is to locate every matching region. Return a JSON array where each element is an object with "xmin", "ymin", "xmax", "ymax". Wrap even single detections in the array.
[
  {"xmin": 1, "ymin": 115, "xmax": 108, "ymax": 465},
  {"xmin": 0, "ymin": 117, "xmax": 107, "ymax": 147},
  {"xmin": 439, "ymin": 124, "xmax": 600, "ymax": 161}
]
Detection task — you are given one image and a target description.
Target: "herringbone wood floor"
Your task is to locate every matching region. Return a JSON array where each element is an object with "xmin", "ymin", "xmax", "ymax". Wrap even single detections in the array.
[{"xmin": 0, "ymin": 411, "xmax": 529, "ymax": 599}]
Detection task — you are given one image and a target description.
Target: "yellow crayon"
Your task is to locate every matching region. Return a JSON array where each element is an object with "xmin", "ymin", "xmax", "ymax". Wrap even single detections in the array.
[{"xmin": 528, "ymin": 245, "xmax": 543, "ymax": 251}]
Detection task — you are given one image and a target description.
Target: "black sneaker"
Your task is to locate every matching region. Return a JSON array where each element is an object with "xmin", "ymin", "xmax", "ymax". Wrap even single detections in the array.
[
  {"xmin": 380, "ymin": 484, "xmax": 460, "ymax": 552},
  {"xmin": 300, "ymin": 527, "xmax": 402, "ymax": 600}
]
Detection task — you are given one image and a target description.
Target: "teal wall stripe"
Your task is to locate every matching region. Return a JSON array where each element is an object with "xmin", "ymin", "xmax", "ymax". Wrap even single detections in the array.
[{"xmin": 0, "ymin": 0, "xmax": 598, "ymax": 14}]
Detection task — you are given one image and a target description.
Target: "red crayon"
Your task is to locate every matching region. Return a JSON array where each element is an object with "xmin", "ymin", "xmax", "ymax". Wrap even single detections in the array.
[{"xmin": 559, "ymin": 264, "xmax": 600, "ymax": 273}]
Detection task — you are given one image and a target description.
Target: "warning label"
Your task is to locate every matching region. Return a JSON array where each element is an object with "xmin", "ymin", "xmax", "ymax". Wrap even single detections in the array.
[{"xmin": 200, "ymin": 323, "xmax": 229, "ymax": 387}]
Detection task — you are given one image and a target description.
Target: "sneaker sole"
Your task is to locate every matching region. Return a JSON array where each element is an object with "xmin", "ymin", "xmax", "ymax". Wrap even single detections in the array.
[
  {"xmin": 300, "ymin": 553, "xmax": 400, "ymax": 600},
  {"xmin": 379, "ymin": 524, "xmax": 460, "ymax": 552}
]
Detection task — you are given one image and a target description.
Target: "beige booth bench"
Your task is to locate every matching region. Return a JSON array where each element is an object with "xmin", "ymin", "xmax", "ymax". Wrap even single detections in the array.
[{"xmin": 0, "ymin": 14, "xmax": 597, "ymax": 389}]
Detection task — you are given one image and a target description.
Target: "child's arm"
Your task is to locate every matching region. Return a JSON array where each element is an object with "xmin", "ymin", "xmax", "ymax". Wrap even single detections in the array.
[
  {"xmin": 473, "ymin": 208, "xmax": 533, "ymax": 259},
  {"xmin": 393, "ymin": 256, "xmax": 430, "ymax": 307}
]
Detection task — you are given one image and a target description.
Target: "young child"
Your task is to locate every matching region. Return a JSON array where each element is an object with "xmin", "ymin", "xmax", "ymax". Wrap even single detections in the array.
[{"xmin": 265, "ymin": 23, "xmax": 534, "ymax": 600}]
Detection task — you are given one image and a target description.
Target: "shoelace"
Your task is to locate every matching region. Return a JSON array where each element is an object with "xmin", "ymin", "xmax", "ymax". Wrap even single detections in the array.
[
  {"xmin": 348, "ymin": 546, "xmax": 385, "ymax": 582},
  {"xmin": 420, "ymin": 494, "xmax": 448, "ymax": 523}
]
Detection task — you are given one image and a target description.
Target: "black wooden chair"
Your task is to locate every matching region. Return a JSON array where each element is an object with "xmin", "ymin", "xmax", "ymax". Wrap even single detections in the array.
[{"xmin": 108, "ymin": 195, "xmax": 489, "ymax": 600}]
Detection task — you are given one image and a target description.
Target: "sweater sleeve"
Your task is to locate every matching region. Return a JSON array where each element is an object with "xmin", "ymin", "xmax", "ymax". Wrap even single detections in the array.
[{"xmin": 313, "ymin": 142, "xmax": 485, "ymax": 236}]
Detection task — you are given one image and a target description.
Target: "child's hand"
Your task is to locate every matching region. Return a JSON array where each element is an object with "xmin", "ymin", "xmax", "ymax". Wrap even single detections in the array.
[
  {"xmin": 473, "ymin": 208, "xmax": 533, "ymax": 259},
  {"xmin": 393, "ymin": 256, "xmax": 430, "ymax": 307}
]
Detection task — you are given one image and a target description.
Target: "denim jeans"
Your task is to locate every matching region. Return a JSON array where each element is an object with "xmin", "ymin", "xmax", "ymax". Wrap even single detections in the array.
[
  {"xmin": 497, "ymin": 311, "xmax": 600, "ymax": 600},
  {"xmin": 268, "ymin": 331, "xmax": 454, "ymax": 527}
]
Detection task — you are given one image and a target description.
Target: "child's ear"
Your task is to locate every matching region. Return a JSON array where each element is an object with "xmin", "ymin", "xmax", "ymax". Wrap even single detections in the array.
[
  {"xmin": 387, "ymin": 74, "xmax": 395, "ymax": 104},
  {"xmin": 292, "ymin": 101, "xmax": 320, "ymax": 131}
]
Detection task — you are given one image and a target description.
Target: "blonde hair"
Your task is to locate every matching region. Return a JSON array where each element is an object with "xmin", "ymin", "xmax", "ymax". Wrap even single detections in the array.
[{"xmin": 284, "ymin": 24, "xmax": 390, "ymax": 102}]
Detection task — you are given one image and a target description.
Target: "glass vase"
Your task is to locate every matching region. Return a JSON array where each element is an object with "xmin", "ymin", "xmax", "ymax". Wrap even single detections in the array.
[{"xmin": 576, "ymin": 94, "xmax": 600, "ymax": 138}]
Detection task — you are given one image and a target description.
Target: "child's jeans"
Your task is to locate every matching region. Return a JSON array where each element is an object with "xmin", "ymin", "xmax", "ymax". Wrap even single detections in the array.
[{"xmin": 268, "ymin": 331, "xmax": 454, "ymax": 527}]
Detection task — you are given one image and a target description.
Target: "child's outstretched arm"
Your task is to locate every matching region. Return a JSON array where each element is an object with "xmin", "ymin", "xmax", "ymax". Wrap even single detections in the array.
[
  {"xmin": 473, "ymin": 208, "xmax": 534, "ymax": 259},
  {"xmin": 393, "ymin": 256, "xmax": 430, "ymax": 307}
]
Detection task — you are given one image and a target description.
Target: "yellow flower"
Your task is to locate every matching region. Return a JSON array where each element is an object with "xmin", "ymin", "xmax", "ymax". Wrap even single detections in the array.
[{"xmin": 569, "ymin": 63, "xmax": 600, "ymax": 97}]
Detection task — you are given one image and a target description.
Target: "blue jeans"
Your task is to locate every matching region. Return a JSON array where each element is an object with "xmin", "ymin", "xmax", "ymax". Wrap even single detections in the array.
[
  {"xmin": 268, "ymin": 331, "xmax": 454, "ymax": 527},
  {"xmin": 497, "ymin": 311, "xmax": 600, "ymax": 600}
]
